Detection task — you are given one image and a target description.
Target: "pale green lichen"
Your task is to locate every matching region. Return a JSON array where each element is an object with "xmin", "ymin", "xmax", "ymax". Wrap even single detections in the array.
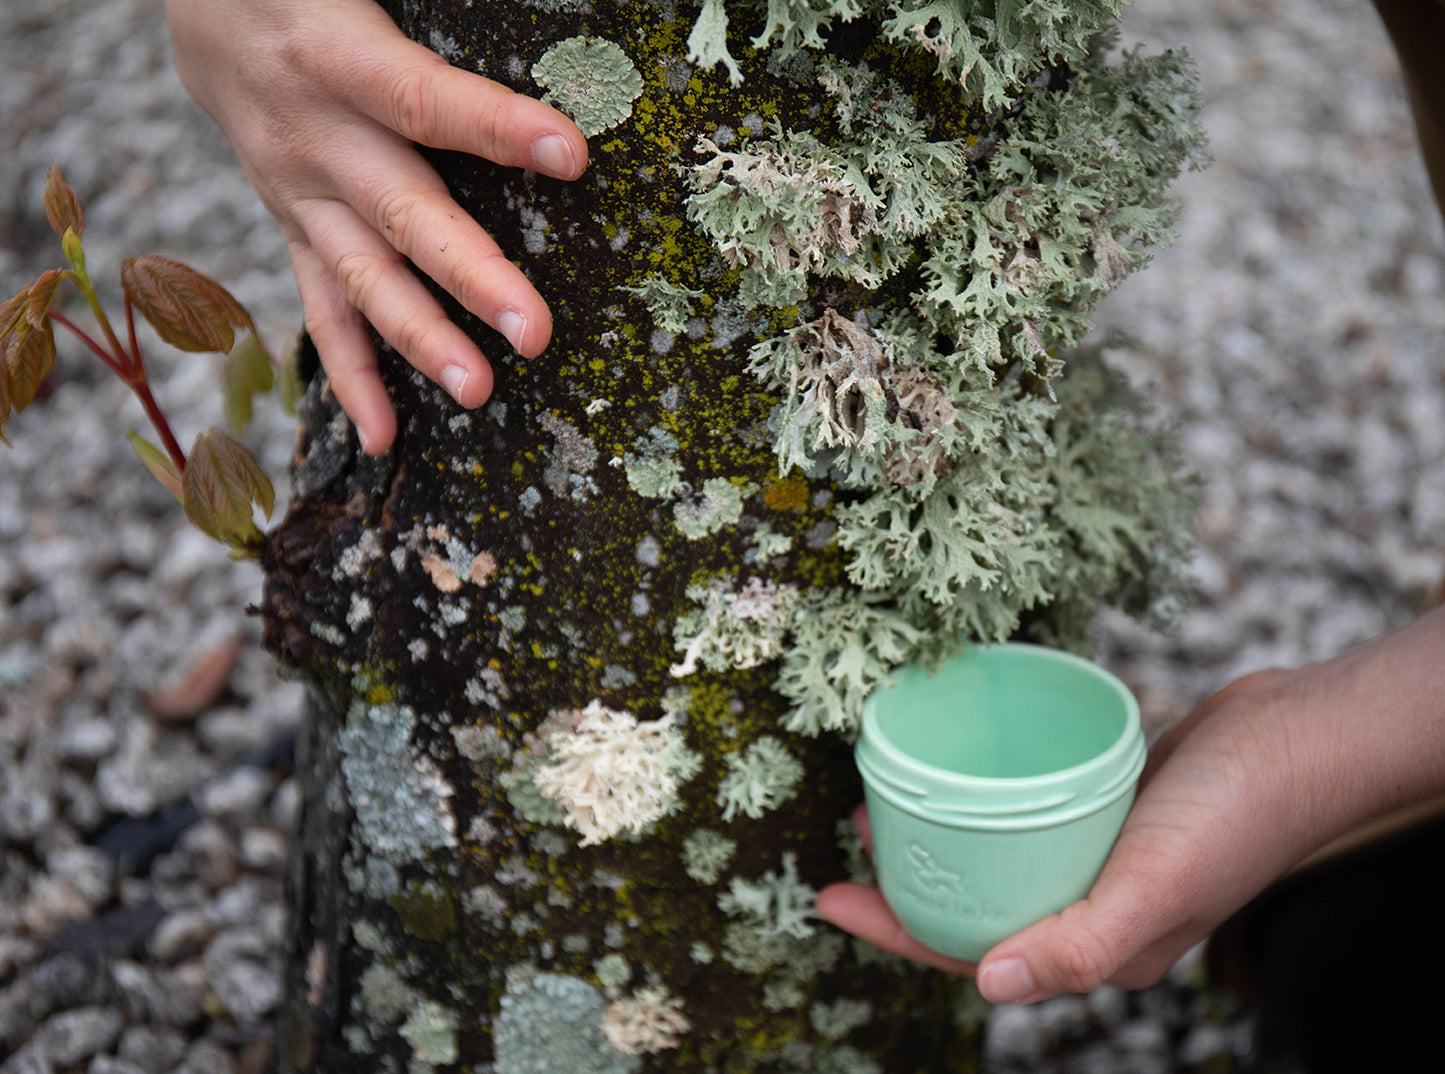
[
  {"xmin": 594, "ymin": 952, "xmax": 632, "ymax": 989},
  {"xmin": 665, "ymin": 43, "xmax": 1206, "ymax": 737},
  {"xmin": 399, "ymin": 999, "xmax": 460, "ymax": 1070},
  {"xmin": 718, "ymin": 853, "xmax": 846, "ymax": 1009},
  {"xmin": 494, "ymin": 968, "xmax": 639, "ymax": 1074},
  {"xmin": 621, "ymin": 428, "xmax": 685, "ymax": 500},
  {"xmin": 672, "ymin": 477, "xmax": 750, "ymax": 539},
  {"xmin": 746, "ymin": 522, "xmax": 793, "ymax": 564},
  {"xmin": 681, "ymin": 828, "xmax": 738, "ymax": 884},
  {"xmin": 532, "ymin": 36, "xmax": 644, "ymax": 138},
  {"xmin": 672, "ymin": 577, "xmax": 801, "ymax": 677},
  {"xmin": 811, "ymin": 997, "xmax": 873, "ymax": 1040},
  {"xmin": 620, "ymin": 274, "xmax": 707, "ymax": 334},
  {"xmin": 359, "ymin": 961, "xmax": 416, "ymax": 1026},
  {"xmin": 716, "ymin": 736, "xmax": 804, "ymax": 821},
  {"xmin": 339, "ymin": 701, "xmax": 458, "ymax": 862}
]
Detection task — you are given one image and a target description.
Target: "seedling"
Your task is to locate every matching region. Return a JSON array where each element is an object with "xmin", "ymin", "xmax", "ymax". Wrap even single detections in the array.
[{"xmin": 1, "ymin": 164, "xmax": 278, "ymax": 558}]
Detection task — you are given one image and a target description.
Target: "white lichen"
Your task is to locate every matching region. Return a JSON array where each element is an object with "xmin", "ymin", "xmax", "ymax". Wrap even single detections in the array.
[
  {"xmin": 531, "ymin": 701, "xmax": 701, "ymax": 846},
  {"xmin": 601, "ymin": 986, "xmax": 691, "ymax": 1056}
]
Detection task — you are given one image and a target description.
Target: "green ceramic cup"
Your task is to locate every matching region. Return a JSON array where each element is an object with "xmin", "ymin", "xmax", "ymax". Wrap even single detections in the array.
[{"xmin": 855, "ymin": 643, "xmax": 1145, "ymax": 962}]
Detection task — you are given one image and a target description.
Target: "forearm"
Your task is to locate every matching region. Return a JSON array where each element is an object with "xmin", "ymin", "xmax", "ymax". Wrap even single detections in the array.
[{"xmin": 1291, "ymin": 603, "xmax": 1445, "ymax": 842}]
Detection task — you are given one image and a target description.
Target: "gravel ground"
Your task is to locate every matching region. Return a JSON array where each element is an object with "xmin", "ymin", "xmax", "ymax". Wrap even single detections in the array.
[{"xmin": 2, "ymin": 1, "xmax": 1442, "ymax": 1072}]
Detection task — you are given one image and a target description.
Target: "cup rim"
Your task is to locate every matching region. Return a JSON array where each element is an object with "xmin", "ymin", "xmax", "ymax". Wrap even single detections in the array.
[{"xmin": 857, "ymin": 643, "xmax": 1143, "ymax": 823}]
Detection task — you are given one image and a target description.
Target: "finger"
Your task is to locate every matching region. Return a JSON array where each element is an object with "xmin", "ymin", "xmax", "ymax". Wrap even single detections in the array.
[
  {"xmin": 815, "ymin": 883, "xmax": 978, "ymax": 976},
  {"xmin": 852, "ymin": 803, "xmax": 874, "ymax": 858},
  {"xmin": 327, "ymin": 135, "xmax": 554, "ymax": 356},
  {"xmin": 296, "ymin": 196, "xmax": 495, "ymax": 411},
  {"xmin": 337, "ymin": 16, "xmax": 589, "ymax": 179},
  {"xmin": 287, "ymin": 240, "xmax": 396, "ymax": 455}
]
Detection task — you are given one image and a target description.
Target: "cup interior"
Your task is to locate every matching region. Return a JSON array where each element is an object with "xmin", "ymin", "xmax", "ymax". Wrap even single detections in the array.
[{"xmin": 870, "ymin": 647, "xmax": 1130, "ymax": 779}]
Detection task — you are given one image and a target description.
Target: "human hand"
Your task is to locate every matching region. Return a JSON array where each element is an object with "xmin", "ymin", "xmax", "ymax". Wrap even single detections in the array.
[
  {"xmin": 165, "ymin": 0, "xmax": 589, "ymax": 453},
  {"xmin": 817, "ymin": 610, "xmax": 1445, "ymax": 1004}
]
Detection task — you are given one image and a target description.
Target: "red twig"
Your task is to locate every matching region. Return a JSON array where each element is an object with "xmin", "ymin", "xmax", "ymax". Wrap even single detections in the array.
[
  {"xmin": 123, "ymin": 293, "xmax": 142, "ymax": 377},
  {"xmin": 47, "ymin": 310, "xmax": 126, "ymax": 376},
  {"xmin": 131, "ymin": 379, "xmax": 188, "ymax": 475}
]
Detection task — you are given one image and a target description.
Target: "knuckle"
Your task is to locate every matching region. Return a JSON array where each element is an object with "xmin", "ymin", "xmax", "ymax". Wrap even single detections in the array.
[
  {"xmin": 390, "ymin": 315, "xmax": 439, "ymax": 370},
  {"xmin": 386, "ymin": 64, "xmax": 443, "ymax": 138},
  {"xmin": 1051, "ymin": 921, "xmax": 1116, "ymax": 994},
  {"xmin": 333, "ymin": 249, "xmax": 391, "ymax": 313},
  {"xmin": 372, "ymin": 187, "xmax": 428, "ymax": 254}
]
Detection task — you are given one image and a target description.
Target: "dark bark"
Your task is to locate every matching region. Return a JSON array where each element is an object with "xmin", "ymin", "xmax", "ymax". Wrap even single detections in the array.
[{"xmin": 264, "ymin": 4, "xmax": 983, "ymax": 1071}]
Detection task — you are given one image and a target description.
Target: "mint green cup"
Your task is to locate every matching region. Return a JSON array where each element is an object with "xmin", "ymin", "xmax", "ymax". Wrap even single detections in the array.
[{"xmin": 855, "ymin": 644, "xmax": 1145, "ymax": 962}]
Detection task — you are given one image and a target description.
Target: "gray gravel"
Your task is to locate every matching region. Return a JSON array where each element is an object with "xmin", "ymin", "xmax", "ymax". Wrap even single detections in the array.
[{"xmin": 2, "ymin": 0, "xmax": 1442, "ymax": 1071}]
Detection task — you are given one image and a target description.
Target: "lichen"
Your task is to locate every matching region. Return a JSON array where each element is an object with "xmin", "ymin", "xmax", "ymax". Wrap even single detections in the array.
[
  {"xmin": 620, "ymin": 274, "xmax": 708, "ymax": 334},
  {"xmin": 671, "ymin": 577, "xmax": 801, "ymax": 677},
  {"xmin": 716, "ymin": 735, "xmax": 804, "ymax": 820},
  {"xmin": 399, "ymin": 999, "xmax": 460, "ymax": 1069},
  {"xmin": 601, "ymin": 986, "xmax": 691, "ymax": 1056},
  {"xmin": 532, "ymin": 36, "xmax": 645, "ymax": 138},
  {"xmin": 681, "ymin": 828, "xmax": 738, "ymax": 884},
  {"xmin": 531, "ymin": 700, "xmax": 702, "ymax": 845},
  {"xmin": 494, "ymin": 968, "xmax": 639, "ymax": 1074},
  {"xmin": 672, "ymin": 477, "xmax": 750, "ymax": 539},
  {"xmin": 339, "ymin": 701, "xmax": 458, "ymax": 863}
]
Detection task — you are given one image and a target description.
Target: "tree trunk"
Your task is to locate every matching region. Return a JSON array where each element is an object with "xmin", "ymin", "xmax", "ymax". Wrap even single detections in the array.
[{"xmin": 261, "ymin": 3, "xmax": 1203, "ymax": 1071}]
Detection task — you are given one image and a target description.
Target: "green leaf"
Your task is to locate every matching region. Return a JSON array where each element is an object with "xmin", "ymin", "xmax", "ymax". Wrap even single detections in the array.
[
  {"xmin": 126, "ymin": 430, "xmax": 183, "ymax": 499},
  {"xmin": 272, "ymin": 336, "xmax": 307, "ymax": 416},
  {"xmin": 121, "ymin": 255, "xmax": 253, "ymax": 354},
  {"xmin": 43, "ymin": 163, "xmax": 84, "ymax": 239},
  {"xmin": 182, "ymin": 426, "xmax": 275, "ymax": 553},
  {"xmin": 221, "ymin": 332, "xmax": 274, "ymax": 431}
]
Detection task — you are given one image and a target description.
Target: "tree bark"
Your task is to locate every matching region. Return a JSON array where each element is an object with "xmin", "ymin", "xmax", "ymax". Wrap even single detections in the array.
[{"xmin": 261, "ymin": 3, "xmax": 1201, "ymax": 1071}]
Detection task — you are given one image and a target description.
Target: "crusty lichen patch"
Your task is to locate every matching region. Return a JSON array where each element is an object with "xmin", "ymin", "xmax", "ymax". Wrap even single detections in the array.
[{"xmin": 533, "ymin": 36, "xmax": 645, "ymax": 137}]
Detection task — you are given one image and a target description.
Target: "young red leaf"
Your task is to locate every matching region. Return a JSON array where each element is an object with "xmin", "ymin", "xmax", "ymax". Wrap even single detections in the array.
[
  {"xmin": 43, "ymin": 163, "xmax": 84, "ymax": 239},
  {"xmin": 0, "ymin": 275, "xmax": 61, "ymax": 429},
  {"xmin": 182, "ymin": 427, "xmax": 275, "ymax": 551},
  {"xmin": 121, "ymin": 256, "xmax": 253, "ymax": 354},
  {"xmin": 126, "ymin": 430, "xmax": 184, "ymax": 499},
  {"xmin": 221, "ymin": 332, "xmax": 275, "ymax": 431}
]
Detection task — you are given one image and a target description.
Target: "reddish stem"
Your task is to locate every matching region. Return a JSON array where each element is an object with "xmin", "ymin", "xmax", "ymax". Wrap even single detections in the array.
[
  {"xmin": 131, "ymin": 378, "xmax": 188, "ymax": 475},
  {"xmin": 48, "ymin": 307, "xmax": 187, "ymax": 474},
  {"xmin": 47, "ymin": 311, "xmax": 126, "ymax": 377},
  {"xmin": 123, "ymin": 293, "xmax": 143, "ymax": 376}
]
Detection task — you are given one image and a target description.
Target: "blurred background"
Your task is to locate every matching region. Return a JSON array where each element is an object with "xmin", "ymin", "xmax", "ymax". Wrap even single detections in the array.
[{"xmin": 1, "ymin": 0, "xmax": 1441, "ymax": 1071}]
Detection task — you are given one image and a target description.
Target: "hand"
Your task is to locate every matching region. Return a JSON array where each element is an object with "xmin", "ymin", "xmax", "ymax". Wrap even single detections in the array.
[
  {"xmin": 817, "ymin": 607, "xmax": 1445, "ymax": 1004},
  {"xmin": 165, "ymin": 0, "xmax": 589, "ymax": 453}
]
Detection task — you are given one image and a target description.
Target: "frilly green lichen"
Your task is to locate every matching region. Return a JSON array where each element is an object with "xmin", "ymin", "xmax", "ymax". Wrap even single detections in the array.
[
  {"xmin": 681, "ymin": 828, "xmax": 738, "ymax": 884},
  {"xmin": 717, "ymin": 735, "xmax": 804, "ymax": 820},
  {"xmin": 663, "ymin": 39, "xmax": 1206, "ymax": 737},
  {"xmin": 533, "ymin": 36, "xmax": 645, "ymax": 137}
]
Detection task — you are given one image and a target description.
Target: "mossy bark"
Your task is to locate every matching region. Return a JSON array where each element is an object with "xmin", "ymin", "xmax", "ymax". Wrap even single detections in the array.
[{"xmin": 264, "ymin": 4, "xmax": 986, "ymax": 1071}]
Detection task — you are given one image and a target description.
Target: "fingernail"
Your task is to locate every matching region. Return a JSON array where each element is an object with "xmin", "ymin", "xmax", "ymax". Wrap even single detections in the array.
[
  {"xmin": 441, "ymin": 364, "xmax": 470, "ymax": 404},
  {"xmin": 498, "ymin": 310, "xmax": 527, "ymax": 352},
  {"xmin": 357, "ymin": 426, "xmax": 370, "ymax": 454},
  {"xmin": 531, "ymin": 134, "xmax": 577, "ymax": 178},
  {"xmin": 979, "ymin": 958, "xmax": 1036, "ymax": 1004}
]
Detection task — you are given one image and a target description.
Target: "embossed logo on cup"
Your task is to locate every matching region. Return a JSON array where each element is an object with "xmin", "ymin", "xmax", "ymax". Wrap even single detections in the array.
[{"xmin": 900, "ymin": 842, "xmax": 1004, "ymax": 921}]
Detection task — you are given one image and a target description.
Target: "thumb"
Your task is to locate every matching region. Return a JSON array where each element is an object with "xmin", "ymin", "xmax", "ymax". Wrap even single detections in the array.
[{"xmin": 974, "ymin": 879, "xmax": 1197, "ymax": 1004}]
